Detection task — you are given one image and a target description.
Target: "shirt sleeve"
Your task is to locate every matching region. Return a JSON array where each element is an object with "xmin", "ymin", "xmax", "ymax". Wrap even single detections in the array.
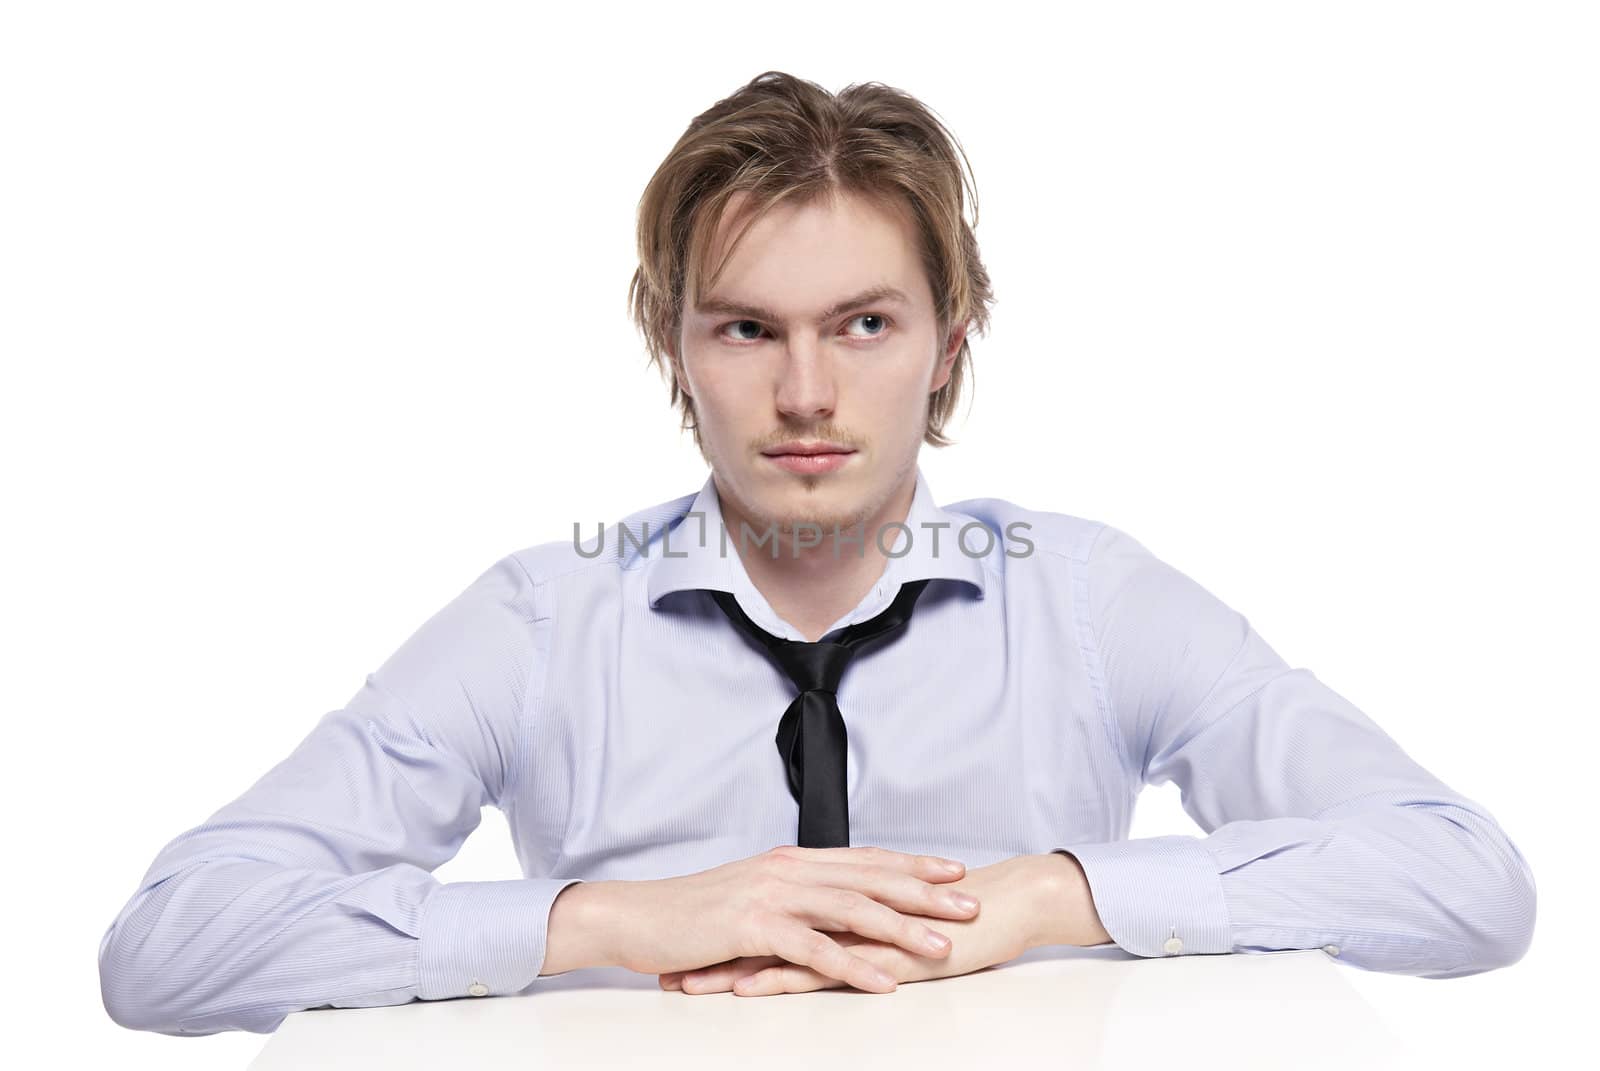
[
  {"xmin": 1054, "ymin": 523, "xmax": 1537, "ymax": 978},
  {"xmin": 97, "ymin": 553, "xmax": 583, "ymax": 1035}
]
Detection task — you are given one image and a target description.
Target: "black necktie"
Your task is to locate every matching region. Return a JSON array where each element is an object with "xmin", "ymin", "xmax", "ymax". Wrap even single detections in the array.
[{"xmin": 708, "ymin": 578, "xmax": 933, "ymax": 848}]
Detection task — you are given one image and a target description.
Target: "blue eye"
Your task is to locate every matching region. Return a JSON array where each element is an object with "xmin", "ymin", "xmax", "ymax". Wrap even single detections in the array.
[
  {"xmin": 723, "ymin": 320, "xmax": 765, "ymax": 342},
  {"xmin": 845, "ymin": 313, "xmax": 890, "ymax": 338}
]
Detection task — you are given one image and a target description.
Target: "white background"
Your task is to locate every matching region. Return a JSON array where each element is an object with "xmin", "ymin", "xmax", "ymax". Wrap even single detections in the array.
[{"xmin": 3, "ymin": 2, "xmax": 1593, "ymax": 1067}]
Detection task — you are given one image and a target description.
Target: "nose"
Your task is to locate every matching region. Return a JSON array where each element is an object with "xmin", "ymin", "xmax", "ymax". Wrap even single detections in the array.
[{"xmin": 773, "ymin": 338, "xmax": 837, "ymax": 421}]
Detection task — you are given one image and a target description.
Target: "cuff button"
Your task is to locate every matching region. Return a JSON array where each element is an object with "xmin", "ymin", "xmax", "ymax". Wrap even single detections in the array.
[{"xmin": 467, "ymin": 981, "xmax": 489, "ymax": 997}]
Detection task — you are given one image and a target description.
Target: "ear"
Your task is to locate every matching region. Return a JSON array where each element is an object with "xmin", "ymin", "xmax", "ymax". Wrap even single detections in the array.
[{"xmin": 930, "ymin": 321, "xmax": 967, "ymax": 393}]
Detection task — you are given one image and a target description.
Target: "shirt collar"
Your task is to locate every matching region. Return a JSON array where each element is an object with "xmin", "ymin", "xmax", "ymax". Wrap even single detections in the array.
[{"xmin": 639, "ymin": 462, "xmax": 991, "ymax": 610}]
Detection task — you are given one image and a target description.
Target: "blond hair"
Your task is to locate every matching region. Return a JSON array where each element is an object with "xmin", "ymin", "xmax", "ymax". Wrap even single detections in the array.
[{"xmin": 627, "ymin": 71, "xmax": 995, "ymax": 452}]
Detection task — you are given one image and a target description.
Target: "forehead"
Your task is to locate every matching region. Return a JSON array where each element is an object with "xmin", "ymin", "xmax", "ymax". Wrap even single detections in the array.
[{"xmin": 692, "ymin": 188, "xmax": 926, "ymax": 309}]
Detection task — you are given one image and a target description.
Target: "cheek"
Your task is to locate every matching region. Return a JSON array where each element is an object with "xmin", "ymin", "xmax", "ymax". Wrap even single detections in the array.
[
  {"xmin": 696, "ymin": 374, "xmax": 758, "ymax": 417},
  {"xmin": 865, "ymin": 364, "xmax": 938, "ymax": 416},
  {"xmin": 689, "ymin": 375, "xmax": 767, "ymax": 441},
  {"xmin": 682, "ymin": 357, "xmax": 739, "ymax": 406}
]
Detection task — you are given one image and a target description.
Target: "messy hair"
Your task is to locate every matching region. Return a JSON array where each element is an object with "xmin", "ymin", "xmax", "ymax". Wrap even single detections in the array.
[{"xmin": 627, "ymin": 71, "xmax": 995, "ymax": 451}]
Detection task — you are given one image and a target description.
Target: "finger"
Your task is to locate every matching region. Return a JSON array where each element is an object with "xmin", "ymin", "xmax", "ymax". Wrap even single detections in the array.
[
  {"xmin": 792, "ymin": 883, "xmax": 958, "ymax": 960},
  {"xmin": 768, "ymin": 921, "xmax": 898, "ymax": 993},
  {"xmin": 662, "ymin": 961, "xmax": 735, "ymax": 991},
  {"xmin": 769, "ymin": 855, "xmax": 980, "ymax": 923},
  {"xmin": 658, "ymin": 965, "xmax": 708, "ymax": 987},
  {"xmin": 680, "ymin": 969, "xmax": 730, "ymax": 994},
  {"xmin": 734, "ymin": 963, "xmax": 835, "ymax": 996},
  {"xmin": 772, "ymin": 844, "xmax": 968, "ymax": 882},
  {"xmin": 680, "ymin": 956, "xmax": 783, "ymax": 994}
]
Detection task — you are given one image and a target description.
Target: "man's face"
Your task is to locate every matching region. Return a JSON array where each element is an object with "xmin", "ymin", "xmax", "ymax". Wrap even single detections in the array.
[{"xmin": 675, "ymin": 189, "xmax": 963, "ymax": 547}]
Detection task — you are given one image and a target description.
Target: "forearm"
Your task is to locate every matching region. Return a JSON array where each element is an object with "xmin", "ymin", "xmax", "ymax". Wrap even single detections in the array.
[
  {"xmin": 1208, "ymin": 802, "xmax": 1533, "ymax": 975},
  {"xmin": 100, "ymin": 858, "xmax": 434, "ymax": 1035},
  {"xmin": 1053, "ymin": 804, "xmax": 1534, "ymax": 976},
  {"xmin": 101, "ymin": 856, "xmax": 584, "ymax": 1034}
]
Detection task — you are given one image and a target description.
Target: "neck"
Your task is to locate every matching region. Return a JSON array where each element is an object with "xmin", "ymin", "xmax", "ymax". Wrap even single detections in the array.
[{"xmin": 715, "ymin": 471, "xmax": 916, "ymax": 643}]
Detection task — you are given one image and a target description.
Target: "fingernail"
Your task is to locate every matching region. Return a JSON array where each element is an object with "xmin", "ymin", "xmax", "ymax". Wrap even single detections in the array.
[
  {"xmin": 924, "ymin": 930, "xmax": 951, "ymax": 953},
  {"xmin": 939, "ymin": 860, "xmax": 964, "ymax": 874},
  {"xmin": 871, "ymin": 968, "xmax": 896, "ymax": 988},
  {"xmin": 949, "ymin": 893, "xmax": 979, "ymax": 911}
]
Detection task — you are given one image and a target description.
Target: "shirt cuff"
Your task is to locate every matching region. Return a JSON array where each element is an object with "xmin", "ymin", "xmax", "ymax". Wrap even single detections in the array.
[
  {"xmin": 1054, "ymin": 835, "xmax": 1233, "ymax": 958},
  {"xmin": 417, "ymin": 877, "xmax": 585, "ymax": 1000}
]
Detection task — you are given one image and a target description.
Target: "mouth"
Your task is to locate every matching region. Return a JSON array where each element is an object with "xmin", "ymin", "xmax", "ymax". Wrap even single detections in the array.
[
  {"xmin": 761, "ymin": 441, "xmax": 855, "ymax": 456},
  {"xmin": 761, "ymin": 444, "xmax": 857, "ymax": 475}
]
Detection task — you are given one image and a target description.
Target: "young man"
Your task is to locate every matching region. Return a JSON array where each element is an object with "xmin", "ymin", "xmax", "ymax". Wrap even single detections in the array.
[{"xmin": 99, "ymin": 71, "xmax": 1536, "ymax": 1035}]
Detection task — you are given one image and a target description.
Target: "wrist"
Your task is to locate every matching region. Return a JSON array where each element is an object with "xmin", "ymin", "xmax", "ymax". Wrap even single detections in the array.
[
  {"xmin": 1030, "ymin": 851, "xmax": 1112, "ymax": 949},
  {"xmin": 543, "ymin": 879, "xmax": 631, "ymax": 975}
]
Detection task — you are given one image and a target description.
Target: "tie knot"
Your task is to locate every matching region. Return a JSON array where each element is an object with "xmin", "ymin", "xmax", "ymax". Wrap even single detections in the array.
[
  {"xmin": 706, "ymin": 578, "xmax": 933, "ymax": 696},
  {"xmin": 769, "ymin": 640, "xmax": 856, "ymax": 694}
]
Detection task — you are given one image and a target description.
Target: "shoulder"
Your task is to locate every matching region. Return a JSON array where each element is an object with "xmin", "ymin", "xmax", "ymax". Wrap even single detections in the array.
[
  {"xmin": 942, "ymin": 492, "xmax": 1191, "ymax": 616},
  {"xmin": 501, "ymin": 485, "xmax": 701, "ymax": 590},
  {"xmin": 943, "ymin": 491, "xmax": 1119, "ymax": 565}
]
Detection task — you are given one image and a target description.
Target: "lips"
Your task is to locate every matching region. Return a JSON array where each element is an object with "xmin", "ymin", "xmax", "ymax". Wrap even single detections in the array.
[
  {"xmin": 761, "ymin": 443, "xmax": 854, "ymax": 457},
  {"xmin": 765, "ymin": 452, "xmax": 854, "ymax": 475}
]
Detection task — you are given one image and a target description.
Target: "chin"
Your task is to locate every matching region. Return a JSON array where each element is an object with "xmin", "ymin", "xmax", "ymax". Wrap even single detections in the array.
[{"xmin": 771, "ymin": 492, "xmax": 878, "ymax": 539}]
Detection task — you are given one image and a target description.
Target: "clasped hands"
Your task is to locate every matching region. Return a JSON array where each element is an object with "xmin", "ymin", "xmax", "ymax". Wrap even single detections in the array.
[{"xmin": 643, "ymin": 845, "xmax": 1103, "ymax": 998}]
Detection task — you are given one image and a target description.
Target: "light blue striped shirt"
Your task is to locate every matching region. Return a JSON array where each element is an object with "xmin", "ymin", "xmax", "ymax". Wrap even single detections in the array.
[{"xmin": 98, "ymin": 464, "xmax": 1537, "ymax": 1035}]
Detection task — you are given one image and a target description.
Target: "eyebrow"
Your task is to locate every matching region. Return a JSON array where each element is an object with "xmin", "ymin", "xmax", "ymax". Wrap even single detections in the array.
[{"xmin": 693, "ymin": 285, "xmax": 912, "ymax": 326}]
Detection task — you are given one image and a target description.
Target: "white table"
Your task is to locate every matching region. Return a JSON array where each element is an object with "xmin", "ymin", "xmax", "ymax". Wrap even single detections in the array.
[{"xmin": 250, "ymin": 945, "xmax": 1412, "ymax": 1070}]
